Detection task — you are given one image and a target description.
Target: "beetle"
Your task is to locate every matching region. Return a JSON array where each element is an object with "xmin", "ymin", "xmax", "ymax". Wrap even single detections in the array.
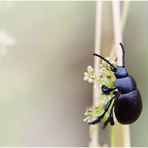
[{"xmin": 88, "ymin": 43, "xmax": 142, "ymax": 128}]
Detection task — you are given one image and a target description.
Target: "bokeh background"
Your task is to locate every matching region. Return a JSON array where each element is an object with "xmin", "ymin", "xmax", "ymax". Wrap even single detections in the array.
[{"xmin": 0, "ymin": 1, "xmax": 147, "ymax": 147}]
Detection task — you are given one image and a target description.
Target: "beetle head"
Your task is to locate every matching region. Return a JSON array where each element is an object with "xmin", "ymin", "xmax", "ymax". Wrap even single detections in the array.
[
  {"xmin": 114, "ymin": 66, "xmax": 128, "ymax": 78},
  {"xmin": 93, "ymin": 43, "xmax": 127, "ymax": 78}
]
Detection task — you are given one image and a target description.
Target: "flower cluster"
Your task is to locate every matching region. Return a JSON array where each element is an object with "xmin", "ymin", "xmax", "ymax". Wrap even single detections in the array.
[
  {"xmin": 84, "ymin": 105, "xmax": 109, "ymax": 123},
  {"xmin": 84, "ymin": 57, "xmax": 117, "ymax": 124},
  {"xmin": 84, "ymin": 65, "xmax": 100, "ymax": 88}
]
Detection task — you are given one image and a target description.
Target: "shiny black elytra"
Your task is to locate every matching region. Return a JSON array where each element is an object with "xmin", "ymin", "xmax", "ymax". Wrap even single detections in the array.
[{"xmin": 88, "ymin": 43, "xmax": 142, "ymax": 128}]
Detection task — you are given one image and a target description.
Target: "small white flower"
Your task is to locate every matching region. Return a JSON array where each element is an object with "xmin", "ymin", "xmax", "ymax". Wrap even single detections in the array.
[
  {"xmin": 84, "ymin": 75, "xmax": 88, "ymax": 81},
  {"xmin": 83, "ymin": 72, "xmax": 89, "ymax": 81},
  {"xmin": 93, "ymin": 84, "xmax": 98, "ymax": 88},
  {"xmin": 84, "ymin": 72, "xmax": 88, "ymax": 76},
  {"xmin": 88, "ymin": 78, "xmax": 93, "ymax": 83},
  {"xmin": 84, "ymin": 65, "xmax": 95, "ymax": 83},
  {"xmin": 99, "ymin": 69, "xmax": 102, "ymax": 73},
  {"xmin": 87, "ymin": 65, "xmax": 93, "ymax": 73}
]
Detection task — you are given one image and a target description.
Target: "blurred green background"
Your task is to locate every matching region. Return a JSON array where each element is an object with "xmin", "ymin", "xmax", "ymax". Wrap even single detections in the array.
[{"xmin": 0, "ymin": 1, "xmax": 147, "ymax": 147}]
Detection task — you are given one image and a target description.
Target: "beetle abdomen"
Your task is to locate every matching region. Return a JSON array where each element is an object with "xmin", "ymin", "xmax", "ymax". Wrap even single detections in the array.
[
  {"xmin": 114, "ymin": 89, "xmax": 142, "ymax": 124},
  {"xmin": 115, "ymin": 75, "xmax": 137, "ymax": 94}
]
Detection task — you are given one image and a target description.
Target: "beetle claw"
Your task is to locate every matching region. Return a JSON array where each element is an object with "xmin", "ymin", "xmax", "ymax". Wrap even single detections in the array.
[
  {"xmin": 103, "ymin": 119, "xmax": 109, "ymax": 129},
  {"xmin": 88, "ymin": 117, "xmax": 100, "ymax": 125},
  {"xmin": 88, "ymin": 112, "xmax": 105, "ymax": 125}
]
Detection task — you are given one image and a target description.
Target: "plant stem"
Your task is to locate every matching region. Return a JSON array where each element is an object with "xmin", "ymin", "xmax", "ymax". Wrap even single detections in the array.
[
  {"xmin": 89, "ymin": 1, "xmax": 102, "ymax": 147},
  {"xmin": 112, "ymin": 0, "xmax": 131, "ymax": 146},
  {"xmin": 110, "ymin": 126, "xmax": 115, "ymax": 147},
  {"xmin": 110, "ymin": 1, "xmax": 130, "ymax": 58}
]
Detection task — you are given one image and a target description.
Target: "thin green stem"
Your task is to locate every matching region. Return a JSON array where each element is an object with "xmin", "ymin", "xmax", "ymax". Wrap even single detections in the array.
[{"xmin": 110, "ymin": 125, "xmax": 115, "ymax": 147}]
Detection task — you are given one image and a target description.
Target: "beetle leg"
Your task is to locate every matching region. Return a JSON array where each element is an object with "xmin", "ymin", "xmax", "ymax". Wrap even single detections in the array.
[
  {"xmin": 102, "ymin": 93, "xmax": 120, "ymax": 128},
  {"xmin": 102, "ymin": 102, "xmax": 115, "ymax": 128},
  {"xmin": 88, "ymin": 111, "xmax": 106, "ymax": 125},
  {"xmin": 109, "ymin": 93, "xmax": 120, "ymax": 126},
  {"xmin": 102, "ymin": 107, "xmax": 115, "ymax": 128},
  {"xmin": 102, "ymin": 105, "xmax": 115, "ymax": 128},
  {"xmin": 88, "ymin": 94, "xmax": 116, "ymax": 125},
  {"xmin": 102, "ymin": 100, "xmax": 115, "ymax": 128},
  {"xmin": 101, "ymin": 85, "xmax": 117, "ymax": 95},
  {"xmin": 103, "ymin": 118, "xmax": 110, "ymax": 129},
  {"xmin": 102, "ymin": 103, "xmax": 115, "ymax": 128},
  {"xmin": 109, "ymin": 104, "xmax": 115, "ymax": 126}
]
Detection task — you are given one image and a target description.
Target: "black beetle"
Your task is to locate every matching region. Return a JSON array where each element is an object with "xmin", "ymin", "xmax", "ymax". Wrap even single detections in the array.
[{"xmin": 88, "ymin": 43, "xmax": 142, "ymax": 128}]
